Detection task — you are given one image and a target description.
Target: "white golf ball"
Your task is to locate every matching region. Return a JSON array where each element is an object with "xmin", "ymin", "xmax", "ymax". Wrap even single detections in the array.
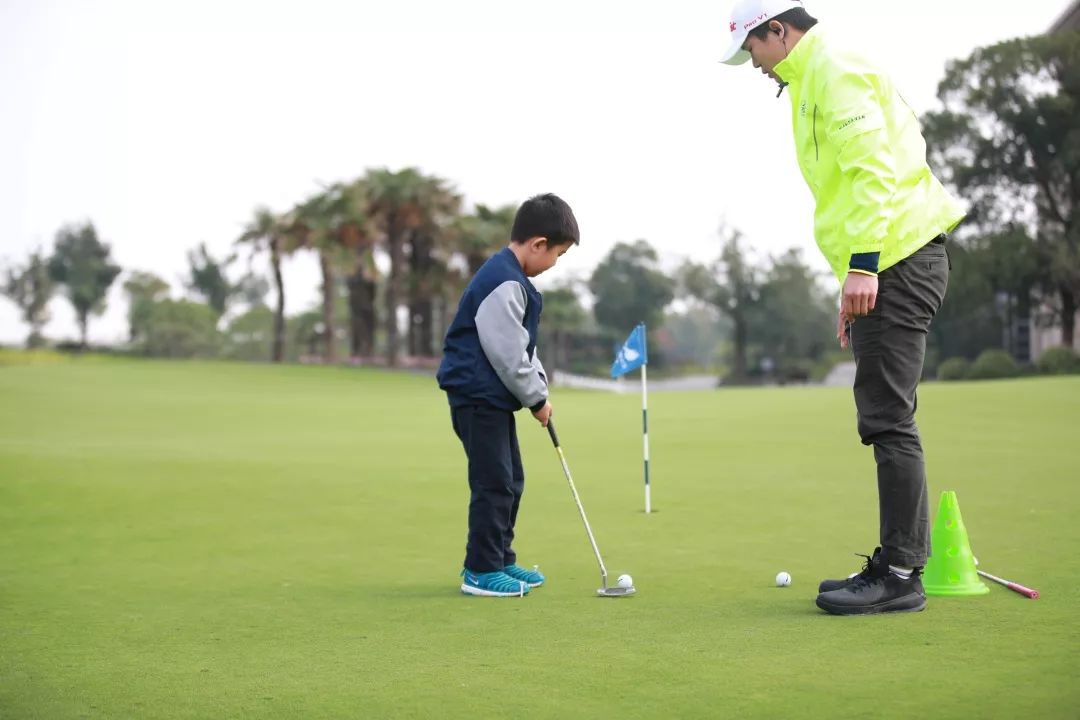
[
  {"xmin": 775, "ymin": 571, "xmax": 792, "ymax": 587},
  {"xmin": 616, "ymin": 574, "xmax": 633, "ymax": 588}
]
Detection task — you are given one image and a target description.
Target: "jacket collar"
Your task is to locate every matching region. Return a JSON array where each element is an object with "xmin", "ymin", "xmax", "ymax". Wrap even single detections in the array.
[{"xmin": 774, "ymin": 23, "xmax": 822, "ymax": 85}]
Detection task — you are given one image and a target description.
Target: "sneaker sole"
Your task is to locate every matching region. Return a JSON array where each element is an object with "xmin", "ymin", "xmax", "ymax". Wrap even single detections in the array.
[
  {"xmin": 460, "ymin": 583, "xmax": 529, "ymax": 598},
  {"xmin": 815, "ymin": 593, "xmax": 927, "ymax": 616}
]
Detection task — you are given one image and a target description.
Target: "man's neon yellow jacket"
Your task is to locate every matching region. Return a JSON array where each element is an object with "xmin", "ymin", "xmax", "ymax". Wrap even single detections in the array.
[{"xmin": 773, "ymin": 26, "xmax": 965, "ymax": 283}]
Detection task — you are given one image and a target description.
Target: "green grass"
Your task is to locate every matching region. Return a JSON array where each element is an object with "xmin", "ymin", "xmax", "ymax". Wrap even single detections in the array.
[{"xmin": 1, "ymin": 358, "xmax": 1078, "ymax": 718}]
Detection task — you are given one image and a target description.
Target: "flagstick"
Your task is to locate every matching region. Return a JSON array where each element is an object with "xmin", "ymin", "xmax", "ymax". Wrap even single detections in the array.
[{"xmin": 642, "ymin": 361, "xmax": 651, "ymax": 514}]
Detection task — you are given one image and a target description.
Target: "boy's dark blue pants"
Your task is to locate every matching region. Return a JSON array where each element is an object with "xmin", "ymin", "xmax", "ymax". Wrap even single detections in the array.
[{"xmin": 451, "ymin": 404, "xmax": 524, "ymax": 573}]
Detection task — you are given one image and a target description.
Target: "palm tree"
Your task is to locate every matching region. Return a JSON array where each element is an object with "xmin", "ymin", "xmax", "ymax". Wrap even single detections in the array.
[
  {"xmin": 455, "ymin": 203, "xmax": 516, "ymax": 275},
  {"xmin": 406, "ymin": 176, "xmax": 461, "ymax": 357},
  {"xmin": 365, "ymin": 168, "xmax": 457, "ymax": 366},
  {"xmin": 287, "ymin": 188, "xmax": 345, "ymax": 364},
  {"xmin": 290, "ymin": 182, "xmax": 375, "ymax": 364},
  {"xmin": 237, "ymin": 206, "xmax": 289, "ymax": 362},
  {"xmin": 340, "ymin": 179, "xmax": 379, "ymax": 359}
]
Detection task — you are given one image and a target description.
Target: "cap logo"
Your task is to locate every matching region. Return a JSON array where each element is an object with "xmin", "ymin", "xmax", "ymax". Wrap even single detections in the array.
[
  {"xmin": 729, "ymin": 20, "xmax": 737, "ymax": 32},
  {"xmin": 744, "ymin": 12, "xmax": 768, "ymax": 30}
]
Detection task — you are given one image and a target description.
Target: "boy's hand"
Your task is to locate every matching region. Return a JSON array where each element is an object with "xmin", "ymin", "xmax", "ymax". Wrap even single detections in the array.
[{"xmin": 532, "ymin": 401, "xmax": 552, "ymax": 427}]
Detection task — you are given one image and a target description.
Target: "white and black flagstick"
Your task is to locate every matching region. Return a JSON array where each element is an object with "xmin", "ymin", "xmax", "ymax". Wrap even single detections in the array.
[{"xmin": 641, "ymin": 348, "xmax": 651, "ymax": 514}]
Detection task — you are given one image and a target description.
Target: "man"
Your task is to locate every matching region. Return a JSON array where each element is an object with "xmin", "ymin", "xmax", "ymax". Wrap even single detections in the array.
[{"xmin": 720, "ymin": 0, "xmax": 965, "ymax": 615}]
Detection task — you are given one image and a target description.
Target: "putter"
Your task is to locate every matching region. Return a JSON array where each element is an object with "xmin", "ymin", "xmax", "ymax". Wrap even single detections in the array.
[{"xmin": 547, "ymin": 420, "xmax": 635, "ymax": 597}]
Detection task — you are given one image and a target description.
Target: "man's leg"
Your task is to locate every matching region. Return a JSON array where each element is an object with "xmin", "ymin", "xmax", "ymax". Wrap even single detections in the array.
[
  {"xmin": 851, "ymin": 239, "xmax": 949, "ymax": 568},
  {"xmin": 816, "ymin": 239, "xmax": 949, "ymax": 615}
]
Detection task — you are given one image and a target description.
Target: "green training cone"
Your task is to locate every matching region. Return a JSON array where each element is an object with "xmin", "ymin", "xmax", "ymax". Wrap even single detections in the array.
[{"xmin": 922, "ymin": 490, "xmax": 990, "ymax": 596}]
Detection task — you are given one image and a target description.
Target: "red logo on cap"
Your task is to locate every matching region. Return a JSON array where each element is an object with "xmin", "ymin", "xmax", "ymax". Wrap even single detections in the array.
[{"xmin": 729, "ymin": 20, "xmax": 737, "ymax": 32}]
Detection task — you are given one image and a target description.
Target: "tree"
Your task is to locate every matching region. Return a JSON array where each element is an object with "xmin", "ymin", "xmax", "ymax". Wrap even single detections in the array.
[
  {"xmin": 223, "ymin": 305, "xmax": 275, "ymax": 361},
  {"xmin": 367, "ymin": 169, "xmax": 460, "ymax": 367},
  {"xmin": 2, "ymin": 249, "xmax": 55, "ymax": 348},
  {"xmin": 662, "ymin": 306, "xmax": 728, "ymax": 370},
  {"xmin": 455, "ymin": 203, "xmax": 516, "ymax": 275},
  {"xmin": 288, "ymin": 184, "xmax": 365, "ymax": 364},
  {"xmin": 185, "ymin": 243, "xmax": 236, "ymax": 318},
  {"xmin": 680, "ymin": 228, "xmax": 759, "ymax": 382},
  {"xmin": 405, "ymin": 176, "xmax": 460, "ymax": 358},
  {"xmin": 237, "ymin": 206, "xmax": 290, "ymax": 362},
  {"xmin": 751, "ymin": 249, "xmax": 834, "ymax": 381},
  {"xmin": 122, "ymin": 271, "xmax": 170, "ymax": 344},
  {"xmin": 923, "ymin": 32, "xmax": 1080, "ymax": 345},
  {"xmin": 588, "ymin": 240, "xmax": 674, "ymax": 341},
  {"xmin": 138, "ymin": 299, "xmax": 221, "ymax": 358},
  {"xmin": 539, "ymin": 283, "xmax": 587, "ymax": 373},
  {"xmin": 48, "ymin": 222, "xmax": 121, "ymax": 349}
]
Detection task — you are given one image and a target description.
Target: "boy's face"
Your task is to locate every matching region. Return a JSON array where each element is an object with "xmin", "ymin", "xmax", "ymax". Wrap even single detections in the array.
[
  {"xmin": 523, "ymin": 237, "xmax": 570, "ymax": 278},
  {"xmin": 742, "ymin": 24, "xmax": 788, "ymax": 83}
]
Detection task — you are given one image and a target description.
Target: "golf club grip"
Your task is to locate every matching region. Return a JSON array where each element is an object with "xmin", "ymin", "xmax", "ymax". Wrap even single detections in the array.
[
  {"xmin": 1006, "ymin": 582, "xmax": 1040, "ymax": 599},
  {"xmin": 978, "ymin": 570, "xmax": 1040, "ymax": 599},
  {"xmin": 547, "ymin": 420, "xmax": 560, "ymax": 448}
]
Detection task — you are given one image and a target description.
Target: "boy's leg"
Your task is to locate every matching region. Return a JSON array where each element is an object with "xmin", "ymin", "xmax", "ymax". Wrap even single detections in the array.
[
  {"xmin": 451, "ymin": 404, "xmax": 516, "ymax": 573},
  {"xmin": 503, "ymin": 412, "xmax": 525, "ymax": 567},
  {"xmin": 849, "ymin": 239, "xmax": 949, "ymax": 568}
]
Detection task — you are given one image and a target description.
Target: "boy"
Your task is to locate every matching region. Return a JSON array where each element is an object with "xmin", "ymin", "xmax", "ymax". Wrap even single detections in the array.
[
  {"xmin": 719, "ymin": 1, "xmax": 965, "ymax": 614},
  {"xmin": 437, "ymin": 193, "xmax": 579, "ymax": 597}
]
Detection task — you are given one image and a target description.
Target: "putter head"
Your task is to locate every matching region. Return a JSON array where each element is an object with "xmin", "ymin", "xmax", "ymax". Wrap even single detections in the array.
[{"xmin": 597, "ymin": 586, "xmax": 636, "ymax": 597}]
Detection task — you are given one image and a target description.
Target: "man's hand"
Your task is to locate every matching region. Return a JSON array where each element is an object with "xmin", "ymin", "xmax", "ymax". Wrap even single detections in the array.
[
  {"xmin": 841, "ymin": 271, "xmax": 878, "ymax": 318},
  {"xmin": 532, "ymin": 401, "xmax": 552, "ymax": 427}
]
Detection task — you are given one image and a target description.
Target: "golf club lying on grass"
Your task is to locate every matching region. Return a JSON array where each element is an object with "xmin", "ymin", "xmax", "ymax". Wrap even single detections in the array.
[
  {"xmin": 546, "ymin": 420, "xmax": 635, "ymax": 597},
  {"xmin": 973, "ymin": 557, "xmax": 1039, "ymax": 599}
]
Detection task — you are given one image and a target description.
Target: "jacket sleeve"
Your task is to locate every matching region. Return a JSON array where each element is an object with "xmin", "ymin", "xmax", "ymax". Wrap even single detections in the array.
[
  {"xmin": 822, "ymin": 65, "xmax": 897, "ymax": 258},
  {"xmin": 475, "ymin": 280, "xmax": 548, "ymax": 410}
]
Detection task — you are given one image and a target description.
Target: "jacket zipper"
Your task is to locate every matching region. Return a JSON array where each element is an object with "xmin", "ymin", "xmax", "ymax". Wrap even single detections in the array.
[{"xmin": 813, "ymin": 104, "xmax": 819, "ymax": 161}]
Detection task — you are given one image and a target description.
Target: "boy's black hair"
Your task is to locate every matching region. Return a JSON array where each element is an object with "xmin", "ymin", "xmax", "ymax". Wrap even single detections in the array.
[
  {"xmin": 747, "ymin": 8, "xmax": 818, "ymax": 41},
  {"xmin": 510, "ymin": 193, "xmax": 580, "ymax": 247}
]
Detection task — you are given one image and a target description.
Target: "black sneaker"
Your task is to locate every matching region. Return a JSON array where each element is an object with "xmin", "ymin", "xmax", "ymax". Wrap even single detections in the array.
[
  {"xmin": 815, "ymin": 565, "xmax": 927, "ymax": 616},
  {"xmin": 818, "ymin": 547, "xmax": 881, "ymax": 593}
]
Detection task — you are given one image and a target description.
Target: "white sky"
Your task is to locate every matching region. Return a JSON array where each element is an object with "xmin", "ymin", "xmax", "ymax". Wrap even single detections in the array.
[{"xmin": 0, "ymin": 0, "xmax": 1068, "ymax": 344}]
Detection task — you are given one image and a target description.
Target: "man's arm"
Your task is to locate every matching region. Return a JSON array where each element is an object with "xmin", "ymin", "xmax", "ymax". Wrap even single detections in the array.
[{"xmin": 823, "ymin": 64, "xmax": 897, "ymax": 317}]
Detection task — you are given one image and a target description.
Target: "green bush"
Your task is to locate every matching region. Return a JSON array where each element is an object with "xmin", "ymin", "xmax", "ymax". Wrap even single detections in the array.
[
  {"xmin": 139, "ymin": 300, "xmax": 222, "ymax": 359},
  {"xmin": 968, "ymin": 349, "xmax": 1020, "ymax": 380},
  {"xmin": 1036, "ymin": 345, "xmax": 1080, "ymax": 375},
  {"xmin": 937, "ymin": 357, "xmax": 971, "ymax": 381}
]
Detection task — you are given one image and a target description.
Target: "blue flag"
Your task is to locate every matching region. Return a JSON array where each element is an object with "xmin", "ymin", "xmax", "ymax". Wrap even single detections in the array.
[{"xmin": 611, "ymin": 323, "xmax": 647, "ymax": 378}]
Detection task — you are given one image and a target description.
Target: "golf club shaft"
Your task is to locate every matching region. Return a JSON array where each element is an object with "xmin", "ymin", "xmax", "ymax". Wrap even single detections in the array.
[
  {"xmin": 547, "ymin": 421, "xmax": 609, "ymax": 587},
  {"xmin": 976, "ymin": 569, "xmax": 1039, "ymax": 599}
]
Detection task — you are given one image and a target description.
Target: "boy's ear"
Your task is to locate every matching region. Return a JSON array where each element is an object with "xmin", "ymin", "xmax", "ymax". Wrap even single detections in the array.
[{"xmin": 530, "ymin": 236, "xmax": 549, "ymax": 252}]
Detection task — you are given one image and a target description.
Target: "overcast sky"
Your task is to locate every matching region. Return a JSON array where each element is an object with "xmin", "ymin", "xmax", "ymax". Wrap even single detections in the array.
[{"xmin": 0, "ymin": 0, "xmax": 1068, "ymax": 344}]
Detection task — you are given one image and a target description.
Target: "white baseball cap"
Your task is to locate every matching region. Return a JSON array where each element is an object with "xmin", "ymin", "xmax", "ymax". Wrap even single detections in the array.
[{"xmin": 720, "ymin": 0, "xmax": 806, "ymax": 65}]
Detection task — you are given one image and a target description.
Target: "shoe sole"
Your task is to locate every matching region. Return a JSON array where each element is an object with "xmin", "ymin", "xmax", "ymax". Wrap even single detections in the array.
[
  {"xmin": 460, "ymin": 583, "xmax": 529, "ymax": 598},
  {"xmin": 815, "ymin": 594, "xmax": 927, "ymax": 616}
]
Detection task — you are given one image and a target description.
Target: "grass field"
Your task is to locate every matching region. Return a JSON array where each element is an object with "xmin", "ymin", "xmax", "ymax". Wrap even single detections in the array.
[{"xmin": 1, "ymin": 356, "xmax": 1078, "ymax": 718}]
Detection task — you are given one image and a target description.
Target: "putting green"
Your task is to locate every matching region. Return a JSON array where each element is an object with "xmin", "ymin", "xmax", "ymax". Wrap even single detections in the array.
[{"xmin": 1, "ymin": 357, "xmax": 1077, "ymax": 718}]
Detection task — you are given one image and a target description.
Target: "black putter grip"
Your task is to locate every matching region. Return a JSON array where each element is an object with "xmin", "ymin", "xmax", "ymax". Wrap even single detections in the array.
[{"xmin": 547, "ymin": 420, "xmax": 560, "ymax": 448}]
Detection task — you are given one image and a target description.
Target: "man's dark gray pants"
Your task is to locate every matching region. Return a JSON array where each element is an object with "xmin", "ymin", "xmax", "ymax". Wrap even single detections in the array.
[{"xmin": 849, "ymin": 237, "xmax": 950, "ymax": 568}]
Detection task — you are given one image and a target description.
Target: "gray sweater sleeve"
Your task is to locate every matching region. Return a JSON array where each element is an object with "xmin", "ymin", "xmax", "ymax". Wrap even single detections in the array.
[{"xmin": 475, "ymin": 280, "xmax": 548, "ymax": 409}]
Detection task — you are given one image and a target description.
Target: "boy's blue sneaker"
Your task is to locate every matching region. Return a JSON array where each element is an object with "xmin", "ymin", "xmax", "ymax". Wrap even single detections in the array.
[
  {"xmin": 503, "ymin": 564, "xmax": 545, "ymax": 588},
  {"xmin": 460, "ymin": 569, "xmax": 529, "ymax": 597}
]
